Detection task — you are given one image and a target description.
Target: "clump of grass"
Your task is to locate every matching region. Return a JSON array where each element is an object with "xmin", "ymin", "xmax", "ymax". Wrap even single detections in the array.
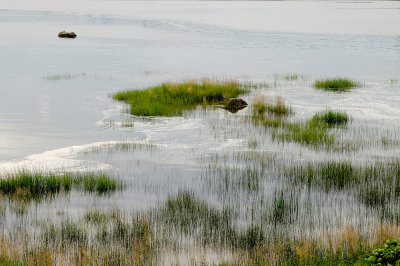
[
  {"xmin": 253, "ymin": 95, "xmax": 292, "ymax": 116},
  {"xmin": 274, "ymin": 119, "xmax": 335, "ymax": 146},
  {"xmin": 275, "ymin": 110, "xmax": 348, "ymax": 146},
  {"xmin": 159, "ymin": 191, "xmax": 268, "ymax": 251},
  {"xmin": 43, "ymin": 211, "xmax": 153, "ymax": 264},
  {"xmin": 0, "ymin": 171, "xmax": 120, "ymax": 200},
  {"xmin": 159, "ymin": 191, "xmax": 235, "ymax": 246},
  {"xmin": 251, "ymin": 100, "xmax": 350, "ymax": 148},
  {"xmin": 284, "ymin": 74, "xmax": 301, "ymax": 81},
  {"xmin": 271, "ymin": 190, "xmax": 299, "ymax": 225},
  {"xmin": 311, "ymin": 110, "xmax": 348, "ymax": 126},
  {"xmin": 121, "ymin": 121, "xmax": 134, "ymax": 127},
  {"xmin": 45, "ymin": 220, "xmax": 87, "ymax": 245},
  {"xmin": 113, "ymin": 79, "xmax": 248, "ymax": 116},
  {"xmin": 314, "ymin": 78, "xmax": 360, "ymax": 91},
  {"xmin": 286, "ymin": 161, "xmax": 355, "ymax": 191},
  {"xmin": 285, "ymin": 160, "xmax": 400, "ymax": 212},
  {"xmin": 76, "ymin": 173, "xmax": 118, "ymax": 193}
]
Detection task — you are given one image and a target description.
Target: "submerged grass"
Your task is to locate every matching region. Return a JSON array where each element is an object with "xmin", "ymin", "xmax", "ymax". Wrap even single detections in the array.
[
  {"xmin": 2, "ymin": 190, "xmax": 400, "ymax": 265},
  {"xmin": 0, "ymin": 211, "xmax": 152, "ymax": 265},
  {"xmin": 252, "ymin": 100, "xmax": 349, "ymax": 148},
  {"xmin": 314, "ymin": 78, "xmax": 360, "ymax": 91},
  {"xmin": 311, "ymin": 110, "xmax": 349, "ymax": 126},
  {"xmin": 253, "ymin": 95, "xmax": 292, "ymax": 116},
  {"xmin": 285, "ymin": 160, "xmax": 400, "ymax": 213},
  {"xmin": 113, "ymin": 79, "xmax": 248, "ymax": 116},
  {"xmin": 0, "ymin": 171, "xmax": 119, "ymax": 200},
  {"xmin": 43, "ymin": 73, "xmax": 87, "ymax": 81}
]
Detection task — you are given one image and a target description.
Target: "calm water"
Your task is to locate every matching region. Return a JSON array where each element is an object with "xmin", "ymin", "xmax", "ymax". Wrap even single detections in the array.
[
  {"xmin": 1, "ymin": 1, "xmax": 400, "ymax": 263},
  {"xmin": 0, "ymin": 0, "xmax": 399, "ymax": 162}
]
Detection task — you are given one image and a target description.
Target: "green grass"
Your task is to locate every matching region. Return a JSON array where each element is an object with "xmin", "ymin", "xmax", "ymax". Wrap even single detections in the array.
[
  {"xmin": 285, "ymin": 160, "xmax": 400, "ymax": 211},
  {"xmin": 271, "ymin": 190, "xmax": 298, "ymax": 225},
  {"xmin": 251, "ymin": 104, "xmax": 350, "ymax": 148},
  {"xmin": 253, "ymin": 96, "xmax": 292, "ymax": 116},
  {"xmin": 0, "ymin": 171, "xmax": 119, "ymax": 200},
  {"xmin": 43, "ymin": 210, "xmax": 153, "ymax": 264},
  {"xmin": 274, "ymin": 119, "xmax": 335, "ymax": 146},
  {"xmin": 314, "ymin": 78, "xmax": 360, "ymax": 91},
  {"xmin": 113, "ymin": 79, "xmax": 249, "ymax": 116},
  {"xmin": 311, "ymin": 110, "xmax": 348, "ymax": 126},
  {"xmin": 159, "ymin": 191, "xmax": 266, "ymax": 250}
]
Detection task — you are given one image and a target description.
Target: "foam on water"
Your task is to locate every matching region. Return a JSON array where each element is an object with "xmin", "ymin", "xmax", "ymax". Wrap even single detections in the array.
[{"xmin": 0, "ymin": 140, "xmax": 144, "ymax": 174}]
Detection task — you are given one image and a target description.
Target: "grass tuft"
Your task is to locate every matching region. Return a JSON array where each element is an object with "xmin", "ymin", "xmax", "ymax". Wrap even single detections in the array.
[
  {"xmin": 311, "ymin": 110, "xmax": 348, "ymax": 126},
  {"xmin": 251, "ymin": 101, "xmax": 350, "ymax": 148},
  {"xmin": 113, "ymin": 79, "xmax": 248, "ymax": 116},
  {"xmin": 314, "ymin": 78, "xmax": 360, "ymax": 91},
  {"xmin": 253, "ymin": 95, "xmax": 292, "ymax": 116},
  {"xmin": 0, "ymin": 171, "xmax": 120, "ymax": 200}
]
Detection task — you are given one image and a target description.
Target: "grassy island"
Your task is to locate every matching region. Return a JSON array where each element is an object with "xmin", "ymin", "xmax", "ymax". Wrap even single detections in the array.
[{"xmin": 113, "ymin": 79, "xmax": 248, "ymax": 116}]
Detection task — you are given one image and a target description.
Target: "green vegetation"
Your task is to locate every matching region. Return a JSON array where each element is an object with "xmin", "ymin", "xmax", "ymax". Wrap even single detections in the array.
[
  {"xmin": 311, "ymin": 110, "xmax": 348, "ymax": 126},
  {"xmin": 0, "ymin": 171, "xmax": 119, "ymax": 200},
  {"xmin": 284, "ymin": 74, "xmax": 299, "ymax": 81},
  {"xmin": 285, "ymin": 160, "xmax": 400, "ymax": 210},
  {"xmin": 314, "ymin": 78, "xmax": 360, "ymax": 91},
  {"xmin": 158, "ymin": 191, "xmax": 267, "ymax": 250},
  {"xmin": 113, "ymin": 79, "xmax": 248, "ymax": 116},
  {"xmin": 271, "ymin": 190, "xmax": 298, "ymax": 225},
  {"xmin": 253, "ymin": 95, "xmax": 292, "ymax": 116},
  {"xmin": 274, "ymin": 118, "xmax": 335, "ymax": 146},
  {"xmin": 364, "ymin": 238, "xmax": 400, "ymax": 265},
  {"xmin": 42, "ymin": 210, "xmax": 153, "ymax": 265},
  {"xmin": 121, "ymin": 121, "xmax": 134, "ymax": 127},
  {"xmin": 252, "ymin": 103, "xmax": 349, "ymax": 147}
]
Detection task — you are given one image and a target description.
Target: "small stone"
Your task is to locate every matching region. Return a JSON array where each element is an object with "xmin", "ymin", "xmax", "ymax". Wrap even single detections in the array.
[
  {"xmin": 58, "ymin": 31, "xmax": 77, "ymax": 38},
  {"xmin": 227, "ymin": 98, "xmax": 248, "ymax": 108},
  {"xmin": 223, "ymin": 98, "xmax": 248, "ymax": 113}
]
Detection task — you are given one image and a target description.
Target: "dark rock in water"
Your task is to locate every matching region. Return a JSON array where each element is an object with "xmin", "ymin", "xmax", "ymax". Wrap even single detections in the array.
[
  {"xmin": 223, "ymin": 98, "xmax": 248, "ymax": 113},
  {"xmin": 227, "ymin": 98, "xmax": 247, "ymax": 108},
  {"xmin": 58, "ymin": 31, "xmax": 77, "ymax": 38}
]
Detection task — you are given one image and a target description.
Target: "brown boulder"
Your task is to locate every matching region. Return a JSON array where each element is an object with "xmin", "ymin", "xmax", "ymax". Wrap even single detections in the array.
[
  {"xmin": 58, "ymin": 31, "xmax": 77, "ymax": 38},
  {"xmin": 227, "ymin": 98, "xmax": 248, "ymax": 108},
  {"xmin": 223, "ymin": 98, "xmax": 248, "ymax": 113}
]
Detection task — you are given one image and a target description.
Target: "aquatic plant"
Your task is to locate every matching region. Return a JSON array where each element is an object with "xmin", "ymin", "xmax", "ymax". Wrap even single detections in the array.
[
  {"xmin": 314, "ymin": 78, "xmax": 360, "ymax": 91},
  {"xmin": 43, "ymin": 72, "xmax": 87, "ymax": 81},
  {"xmin": 42, "ymin": 211, "xmax": 153, "ymax": 265},
  {"xmin": 271, "ymin": 190, "xmax": 298, "ymax": 225},
  {"xmin": 251, "ymin": 100, "xmax": 350, "ymax": 148},
  {"xmin": 311, "ymin": 110, "xmax": 348, "ymax": 126},
  {"xmin": 0, "ymin": 171, "xmax": 120, "ymax": 200},
  {"xmin": 253, "ymin": 95, "xmax": 292, "ymax": 116},
  {"xmin": 285, "ymin": 160, "xmax": 400, "ymax": 212},
  {"xmin": 274, "ymin": 119, "xmax": 335, "ymax": 146},
  {"xmin": 113, "ymin": 79, "xmax": 248, "ymax": 116}
]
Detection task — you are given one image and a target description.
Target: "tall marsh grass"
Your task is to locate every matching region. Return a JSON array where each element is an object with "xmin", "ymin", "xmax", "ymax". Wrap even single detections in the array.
[
  {"xmin": 0, "ymin": 171, "xmax": 119, "ymax": 200},
  {"xmin": 251, "ymin": 99, "xmax": 349, "ymax": 147},
  {"xmin": 113, "ymin": 79, "xmax": 248, "ymax": 116}
]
